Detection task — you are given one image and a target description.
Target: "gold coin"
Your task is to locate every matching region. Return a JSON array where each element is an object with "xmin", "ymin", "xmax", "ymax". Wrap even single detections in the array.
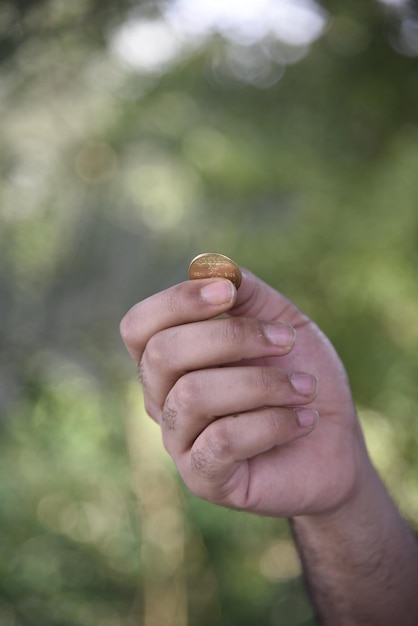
[{"xmin": 188, "ymin": 253, "xmax": 242, "ymax": 289}]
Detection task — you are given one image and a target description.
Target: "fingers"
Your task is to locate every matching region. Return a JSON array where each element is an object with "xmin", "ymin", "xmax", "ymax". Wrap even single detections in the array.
[
  {"xmin": 160, "ymin": 365, "xmax": 318, "ymax": 457},
  {"xmin": 176, "ymin": 406, "xmax": 319, "ymax": 504},
  {"xmin": 119, "ymin": 268, "xmax": 308, "ymax": 366},
  {"xmin": 119, "ymin": 270, "xmax": 324, "ymax": 512},
  {"xmin": 142, "ymin": 317, "xmax": 296, "ymax": 413},
  {"xmin": 196, "ymin": 407, "xmax": 319, "ymax": 464},
  {"xmin": 120, "ymin": 278, "xmax": 237, "ymax": 363}
]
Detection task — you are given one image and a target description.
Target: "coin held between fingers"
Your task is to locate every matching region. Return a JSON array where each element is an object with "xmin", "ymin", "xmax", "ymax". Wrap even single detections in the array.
[{"xmin": 188, "ymin": 253, "xmax": 242, "ymax": 289}]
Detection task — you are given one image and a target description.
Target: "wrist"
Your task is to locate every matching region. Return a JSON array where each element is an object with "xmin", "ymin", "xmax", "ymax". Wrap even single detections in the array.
[{"xmin": 291, "ymin": 461, "xmax": 406, "ymax": 565}]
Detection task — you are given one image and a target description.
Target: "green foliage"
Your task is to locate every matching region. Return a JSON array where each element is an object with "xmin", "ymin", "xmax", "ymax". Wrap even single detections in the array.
[{"xmin": 1, "ymin": 1, "xmax": 418, "ymax": 624}]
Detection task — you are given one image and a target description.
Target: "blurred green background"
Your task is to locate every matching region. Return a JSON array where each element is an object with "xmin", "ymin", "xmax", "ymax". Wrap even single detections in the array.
[{"xmin": 1, "ymin": 0, "xmax": 418, "ymax": 624}]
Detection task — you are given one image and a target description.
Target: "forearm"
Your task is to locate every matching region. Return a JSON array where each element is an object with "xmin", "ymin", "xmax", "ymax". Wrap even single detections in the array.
[{"xmin": 291, "ymin": 464, "xmax": 418, "ymax": 626}]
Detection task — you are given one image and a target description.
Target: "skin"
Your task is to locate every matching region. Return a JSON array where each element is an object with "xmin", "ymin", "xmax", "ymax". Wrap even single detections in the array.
[{"xmin": 120, "ymin": 268, "xmax": 418, "ymax": 625}]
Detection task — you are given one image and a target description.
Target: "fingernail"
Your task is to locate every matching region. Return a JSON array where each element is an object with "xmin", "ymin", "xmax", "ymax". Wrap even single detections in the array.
[
  {"xmin": 290, "ymin": 372, "xmax": 318, "ymax": 397},
  {"xmin": 201, "ymin": 280, "xmax": 235, "ymax": 305},
  {"xmin": 294, "ymin": 408, "xmax": 319, "ymax": 428},
  {"xmin": 264, "ymin": 323, "xmax": 295, "ymax": 350}
]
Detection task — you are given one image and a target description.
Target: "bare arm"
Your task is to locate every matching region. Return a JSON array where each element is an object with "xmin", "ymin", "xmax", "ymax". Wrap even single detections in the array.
[
  {"xmin": 120, "ymin": 267, "xmax": 418, "ymax": 625},
  {"xmin": 292, "ymin": 467, "xmax": 418, "ymax": 626}
]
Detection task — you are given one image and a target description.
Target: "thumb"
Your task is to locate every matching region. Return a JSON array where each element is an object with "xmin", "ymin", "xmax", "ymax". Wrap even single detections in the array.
[{"xmin": 230, "ymin": 268, "xmax": 310, "ymax": 329}]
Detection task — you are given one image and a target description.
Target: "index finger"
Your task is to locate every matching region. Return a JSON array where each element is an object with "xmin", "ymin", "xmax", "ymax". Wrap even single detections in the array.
[{"xmin": 119, "ymin": 278, "xmax": 237, "ymax": 363}]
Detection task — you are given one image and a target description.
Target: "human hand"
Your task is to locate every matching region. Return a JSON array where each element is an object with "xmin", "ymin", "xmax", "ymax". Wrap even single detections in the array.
[{"xmin": 120, "ymin": 268, "xmax": 369, "ymax": 518}]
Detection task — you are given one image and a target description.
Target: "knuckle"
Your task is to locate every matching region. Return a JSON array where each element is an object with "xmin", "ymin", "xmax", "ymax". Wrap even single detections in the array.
[
  {"xmin": 181, "ymin": 467, "xmax": 212, "ymax": 502},
  {"xmin": 205, "ymin": 420, "xmax": 233, "ymax": 461},
  {"xmin": 137, "ymin": 358, "xmax": 148, "ymax": 387},
  {"xmin": 191, "ymin": 445, "xmax": 218, "ymax": 481},
  {"xmin": 261, "ymin": 407, "xmax": 282, "ymax": 435},
  {"xmin": 171, "ymin": 374, "xmax": 199, "ymax": 414},
  {"xmin": 190, "ymin": 420, "xmax": 232, "ymax": 481},
  {"xmin": 119, "ymin": 309, "xmax": 135, "ymax": 344},
  {"xmin": 257, "ymin": 367, "xmax": 279, "ymax": 394},
  {"xmin": 161, "ymin": 399, "xmax": 178, "ymax": 431},
  {"xmin": 222, "ymin": 317, "xmax": 246, "ymax": 347},
  {"xmin": 144, "ymin": 334, "xmax": 167, "ymax": 370}
]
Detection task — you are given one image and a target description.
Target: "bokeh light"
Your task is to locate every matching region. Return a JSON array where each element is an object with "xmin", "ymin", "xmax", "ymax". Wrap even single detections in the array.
[{"xmin": 1, "ymin": 1, "xmax": 418, "ymax": 625}]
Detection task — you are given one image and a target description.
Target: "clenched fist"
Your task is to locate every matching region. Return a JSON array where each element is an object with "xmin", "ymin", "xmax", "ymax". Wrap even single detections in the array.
[{"xmin": 120, "ymin": 267, "xmax": 366, "ymax": 518}]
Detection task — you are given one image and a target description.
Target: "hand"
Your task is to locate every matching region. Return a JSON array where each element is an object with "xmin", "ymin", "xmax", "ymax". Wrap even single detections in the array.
[{"xmin": 120, "ymin": 268, "xmax": 369, "ymax": 518}]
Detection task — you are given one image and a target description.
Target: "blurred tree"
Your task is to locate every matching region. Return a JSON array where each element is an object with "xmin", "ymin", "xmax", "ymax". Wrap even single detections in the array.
[{"xmin": 1, "ymin": 1, "xmax": 418, "ymax": 625}]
